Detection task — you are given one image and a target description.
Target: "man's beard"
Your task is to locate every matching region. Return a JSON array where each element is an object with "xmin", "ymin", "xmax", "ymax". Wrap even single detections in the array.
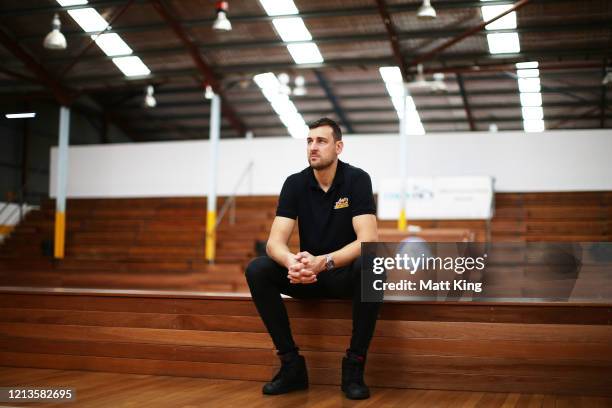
[{"xmin": 309, "ymin": 156, "xmax": 335, "ymax": 170}]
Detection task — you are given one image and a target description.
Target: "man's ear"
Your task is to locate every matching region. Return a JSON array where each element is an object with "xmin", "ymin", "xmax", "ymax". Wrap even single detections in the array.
[{"xmin": 336, "ymin": 140, "xmax": 344, "ymax": 154}]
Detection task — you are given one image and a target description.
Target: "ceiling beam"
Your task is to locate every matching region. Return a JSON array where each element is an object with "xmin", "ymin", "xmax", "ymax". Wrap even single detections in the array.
[
  {"xmin": 31, "ymin": 47, "xmax": 609, "ymax": 84},
  {"xmin": 122, "ymin": 100, "xmax": 604, "ymax": 120},
  {"xmin": 0, "ymin": 26, "xmax": 72, "ymax": 105},
  {"xmin": 150, "ymin": 0, "xmax": 246, "ymax": 136},
  {"xmin": 375, "ymin": 0, "xmax": 410, "ymax": 81},
  {"xmin": 313, "ymin": 70, "xmax": 354, "ymax": 133},
  {"xmin": 22, "ymin": 19, "xmax": 604, "ymax": 49},
  {"xmin": 3, "ymin": 0, "xmax": 570, "ymax": 20},
  {"xmin": 456, "ymin": 74, "xmax": 476, "ymax": 131},
  {"xmin": 134, "ymin": 113, "xmax": 611, "ymax": 131},
  {"xmin": 601, "ymin": 61, "xmax": 608, "ymax": 128}
]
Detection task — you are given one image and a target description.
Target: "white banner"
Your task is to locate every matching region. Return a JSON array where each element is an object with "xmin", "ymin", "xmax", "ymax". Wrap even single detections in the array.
[{"xmin": 378, "ymin": 177, "xmax": 494, "ymax": 220}]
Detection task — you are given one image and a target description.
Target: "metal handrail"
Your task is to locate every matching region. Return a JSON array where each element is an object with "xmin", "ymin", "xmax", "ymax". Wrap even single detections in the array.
[
  {"xmin": 215, "ymin": 161, "xmax": 254, "ymax": 228},
  {"xmin": 0, "ymin": 182, "xmax": 34, "ymax": 227}
]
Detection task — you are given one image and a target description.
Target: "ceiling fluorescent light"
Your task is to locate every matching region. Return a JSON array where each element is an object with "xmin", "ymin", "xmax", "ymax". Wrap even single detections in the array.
[
  {"xmin": 254, "ymin": 72, "xmax": 280, "ymax": 91},
  {"xmin": 67, "ymin": 8, "xmax": 109, "ymax": 32},
  {"xmin": 521, "ymin": 106, "xmax": 544, "ymax": 120},
  {"xmin": 520, "ymin": 92, "xmax": 542, "ymax": 107},
  {"xmin": 287, "ymin": 43, "xmax": 324, "ymax": 64},
  {"xmin": 272, "ymin": 17, "xmax": 312, "ymax": 42},
  {"xmin": 486, "ymin": 32, "xmax": 520, "ymax": 54},
  {"xmin": 481, "ymin": 5, "xmax": 516, "ymax": 30},
  {"xmin": 518, "ymin": 77, "xmax": 541, "ymax": 93},
  {"xmin": 93, "ymin": 33, "xmax": 132, "ymax": 56},
  {"xmin": 517, "ymin": 68, "xmax": 540, "ymax": 78},
  {"xmin": 5, "ymin": 112, "xmax": 36, "ymax": 119},
  {"xmin": 523, "ymin": 119, "xmax": 545, "ymax": 132},
  {"xmin": 112, "ymin": 56, "xmax": 151, "ymax": 77},
  {"xmin": 56, "ymin": 0, "xmax": 88, "ymax": 5},
  {"xmin": 379, "ymin": 66, "xmax": 403, "ymax": 84},
  {"xmin": 258, "ymin": 0, "xmax": 298, "ymax": 16},
  {"xmin": 516, "ymin": 61, "xmax": 538, "ymax": 69}
]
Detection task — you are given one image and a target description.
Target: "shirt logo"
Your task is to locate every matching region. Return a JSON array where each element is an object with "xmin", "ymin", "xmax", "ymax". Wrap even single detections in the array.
[{"xmin": 334, "ymin": 197, "xmax": 349, "ymax": 209}]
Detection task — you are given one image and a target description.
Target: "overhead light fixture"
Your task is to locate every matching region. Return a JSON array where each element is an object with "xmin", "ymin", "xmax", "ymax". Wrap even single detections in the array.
[
  {"xmin": 112, "ymin": 56, "xmax": 150, "ymax": 77},
  {"xmin": 213, "ymin": 1, "xmax": 232, "ymax": 31},
  {"xmin": 293, "ymin": 75, "xmax": 306, "ymax": 96},
  {"xmin": 43, "ymin": 14, "xmax": 67, "ymax": 50},
  {"xmin": 278, "ymin": 73, "xmax": 291, "ymax": 95},
  {"xmin": 417, "ymin": 0, "xmax": 437, "ymax": 20},
  {"xmin": 431, "ymin": 72, "xmax": 447, "ymax": 93},
  {"xmin": 5, "ymin": 112, "xmax": 37, "ymax": 119},
  {"xmin": 143, "ymin": 85, "xmax": 156, "ymax": 108},
  {"xmin": 408, "ymin": 64, "xmax": 430, "ymax": 89},
  {"xmin": 204, "ymin": 84, "xmax": 214, "ymax": 100}
]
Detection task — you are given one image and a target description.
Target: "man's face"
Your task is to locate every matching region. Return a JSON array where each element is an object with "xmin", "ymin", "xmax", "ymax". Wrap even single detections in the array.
[{"xmin": 307, "ymin": 126, "xmax": 343, "ymax": 170}]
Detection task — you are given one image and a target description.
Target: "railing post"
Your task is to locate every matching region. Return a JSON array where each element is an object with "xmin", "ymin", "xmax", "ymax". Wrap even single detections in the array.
[
  {"xmin": 54, "ymin": 106, "xmax": 70, "ymax": 259},
  {"xmin": 205, "ymin": 93, "xmax": 221, "ymax": 263}
]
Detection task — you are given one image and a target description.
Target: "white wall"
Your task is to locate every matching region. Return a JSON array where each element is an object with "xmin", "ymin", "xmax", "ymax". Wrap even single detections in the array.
[{"xmin": 50, "ymin": 129, "xmax": 612, "ymax": 198}]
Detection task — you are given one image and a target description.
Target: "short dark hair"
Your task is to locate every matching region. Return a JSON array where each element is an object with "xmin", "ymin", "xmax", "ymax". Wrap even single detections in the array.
[{"xmin": 308, "ymin": 117, "xmax": 342, "ymax": 141}]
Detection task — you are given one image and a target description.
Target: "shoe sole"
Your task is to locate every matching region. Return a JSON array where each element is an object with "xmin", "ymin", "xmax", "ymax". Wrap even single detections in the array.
[{"xmin": 262, "ymin": 383, "xmax": 308, "ymax": 395}]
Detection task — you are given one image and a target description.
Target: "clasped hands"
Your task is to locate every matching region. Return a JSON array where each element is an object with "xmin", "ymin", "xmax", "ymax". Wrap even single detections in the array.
[{"xmin": 286, "ymin": 251, "xmax": 326, "ymax": 284}]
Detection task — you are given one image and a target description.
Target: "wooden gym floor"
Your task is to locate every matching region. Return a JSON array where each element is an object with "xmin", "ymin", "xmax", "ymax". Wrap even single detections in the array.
[{"xmin": 1, "ymin": 367, "xmax": 611, "ymax": 408}]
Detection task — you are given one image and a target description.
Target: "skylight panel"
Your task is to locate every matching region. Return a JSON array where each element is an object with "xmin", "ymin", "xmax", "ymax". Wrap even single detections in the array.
[
  {"xmin": 258, "ymin": 0, "xmax": 299, "ymax": 16},
  {"xmin": 486, "ymin": 32, "xmax": 520, "ymax": 54},
  {"xmin": 253, "ymin": 73, "xmax": 308, "ymax": 138},
  {"xmin": 481, "ymin": 5, "xmax": 517, "ymax": 30},
  {"xmin": 67, "ymin": 8, "xmax": 109, "ymax": 32},
  {"xmin": 379, "ymin": 66, "xmax": 425, "ymax": 135},
  {"xmin": 272, "ymin": 17, "xmax": 312, "ymax": 42},
  {"xmin": 57, "ymin": 0, "xmax": 88, "ymax": 6},
  {"xmin": 520, "ymin": 92, "xmax": 542, "ymax": 107},
  {"xmin": 287, "ymin": 43, "xmax": 324, "ymax": 64},
  {"xmin": 93, "ymin": 33, "xmax": 132, "ymax": 56},
  {"xmin": 112, "ymin": 56, "xmax": 151, "ymax": 77}
]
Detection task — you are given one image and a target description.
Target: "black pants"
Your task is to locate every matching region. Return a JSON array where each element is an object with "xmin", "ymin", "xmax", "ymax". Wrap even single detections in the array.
[{"xmin": 245, "ymin": 255, "xmax": 382, "ymax": 356}]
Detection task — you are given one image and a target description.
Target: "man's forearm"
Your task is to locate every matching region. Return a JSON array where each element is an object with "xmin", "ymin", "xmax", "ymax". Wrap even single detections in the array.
[
  {"xmin": 325, "ymin": 239, "xmax": 365, "ymax": 269},
  {"xmin": 266, "ymin": 241, "xmax": 293, "ymax": 268}
]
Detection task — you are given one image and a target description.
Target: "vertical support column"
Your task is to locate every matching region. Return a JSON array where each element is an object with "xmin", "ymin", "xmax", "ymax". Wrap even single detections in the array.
[
  {"xmin": 205, "ymin": 93, "xmax": 221, "ymax": 263},
  {"xmin": 397, "ymin": 83, "xmax": 408, "ymax": 231},
  {"xmin": 54, "ymin": 106, "xmax": 70, "ymax": 259},
  {"xmin": 246, "ymin": 130, "xmax": 254, "ymax": 195}
]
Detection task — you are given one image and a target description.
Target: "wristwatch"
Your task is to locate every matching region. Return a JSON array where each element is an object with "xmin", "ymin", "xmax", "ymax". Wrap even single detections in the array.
[{"xmin": 325, "ymin": 254, "xmax": 335, "ymax": 271}]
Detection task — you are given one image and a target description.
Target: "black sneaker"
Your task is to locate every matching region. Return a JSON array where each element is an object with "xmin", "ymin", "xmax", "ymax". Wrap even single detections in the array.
[
  {"xmin": 262, "ymin": 354, "xmax": 308, "ymax": 395},
  {"xmin": 341, "ymin": 354, "xmax": 370, "ymax": 400}
]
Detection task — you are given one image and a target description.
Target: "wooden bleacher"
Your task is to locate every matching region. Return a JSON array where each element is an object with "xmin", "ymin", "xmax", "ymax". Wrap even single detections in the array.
[
  {"xmin": 0, "ymin": 287, "xmax": 610, "ymax": 396},
  {"xmin": 0, "ymin": 192, "xmax": 610, "ymax": 291},
  {"xmin": 0, "ymin": 196, "xmax": 283, "ymax": 292}
]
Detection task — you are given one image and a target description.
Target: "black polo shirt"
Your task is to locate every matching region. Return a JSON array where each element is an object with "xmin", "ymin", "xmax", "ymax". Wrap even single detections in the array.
[{"xmin": 276, "ymin": 160, "xmax": 376, "ymax": 256}]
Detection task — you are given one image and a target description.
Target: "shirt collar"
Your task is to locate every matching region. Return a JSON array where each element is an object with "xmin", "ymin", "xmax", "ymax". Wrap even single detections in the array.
[{"xmin": 308, "ymin": 159, "xmax": 345, "ymax": 191}]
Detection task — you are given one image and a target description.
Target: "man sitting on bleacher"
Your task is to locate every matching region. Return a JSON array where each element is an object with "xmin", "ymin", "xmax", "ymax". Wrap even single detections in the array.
[{"xmin": 245, "ymin": 117, "xmax": 380, "ymax": 400}]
